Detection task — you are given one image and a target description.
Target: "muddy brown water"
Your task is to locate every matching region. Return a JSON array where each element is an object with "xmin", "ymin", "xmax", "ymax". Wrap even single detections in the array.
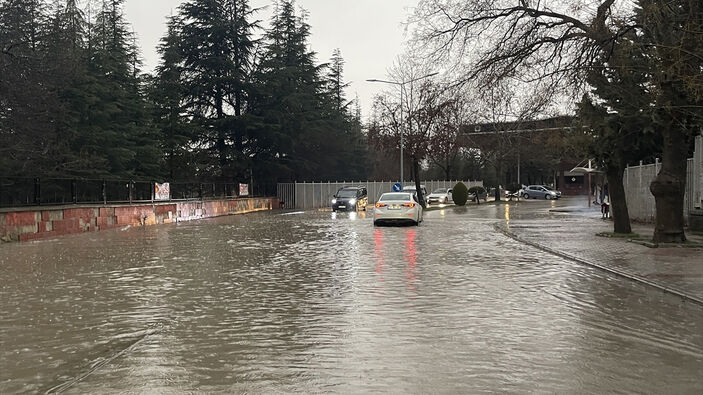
[{"xmin": 1, "ymin": 202, "xmax": 702, "ymax": 393}]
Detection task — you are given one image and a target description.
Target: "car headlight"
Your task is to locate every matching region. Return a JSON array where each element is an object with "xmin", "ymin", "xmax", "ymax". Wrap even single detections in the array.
[
  {"xmin": 349, "ymin": 199, "xmax": 357, "ymax": 205},
  {"xmin": 332, "ymin": 198, "xmax": 337, "ymax": 204}
]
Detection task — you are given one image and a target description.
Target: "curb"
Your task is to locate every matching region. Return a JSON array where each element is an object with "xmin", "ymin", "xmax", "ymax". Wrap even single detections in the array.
[{"xmin": 494, "ymin": 224, "xmax": 703, "ymax": 307}]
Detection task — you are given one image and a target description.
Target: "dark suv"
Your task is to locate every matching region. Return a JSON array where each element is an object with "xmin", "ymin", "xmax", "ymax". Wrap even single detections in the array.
[{"xmin": 332, "ymin": 186, "xmax": 368, "ymax": 212}]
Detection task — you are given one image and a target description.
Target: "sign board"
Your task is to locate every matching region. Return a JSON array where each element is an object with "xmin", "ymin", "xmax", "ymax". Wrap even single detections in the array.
[
  {"xmin": 154, "ymin": 183, "xmax": 170, "ymax": 201},
  {"xmin": 393, "ymin": 183, "xmax": 403, "ymax": 192},
  {"xmin": 239, "ymin": 183, "xmax": 249, "ymax": 196}
]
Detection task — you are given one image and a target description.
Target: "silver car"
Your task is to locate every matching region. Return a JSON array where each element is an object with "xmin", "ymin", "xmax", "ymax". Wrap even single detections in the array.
[
  {"xmin": 522, "ymin": 185, "xmax": 559, "ymax": 200},
  {"xmin": 426, "ymin": 188, "xmax": 453, "ymax": 205}
]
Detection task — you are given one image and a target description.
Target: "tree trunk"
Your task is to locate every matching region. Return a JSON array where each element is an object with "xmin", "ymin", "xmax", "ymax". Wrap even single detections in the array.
[
  {"xmin": 606, "ymin": 165, "xmax": 631, "ymax": 234},
  {"xmin": 413, "ymin": 159, "xmax": 426, "ymax": 208},
  {"xmin": 650, "ymin": 126, "xmax": 689, "ymax": 243},
  {"xmin": 215, "ymin": 87, "xmax": 227, "ymax": 175}
]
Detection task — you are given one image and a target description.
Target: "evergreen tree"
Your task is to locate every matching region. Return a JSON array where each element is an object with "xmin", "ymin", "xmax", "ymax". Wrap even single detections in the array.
[
  {"xmin": 150, "ymin": 16, "xmax": 193, "ymax": 180},
  {"xmin": 637, "ymin": 0, "xmax": 703, "ymax": 242},
  {"xmin": 41, "ymin": 0, "xmax": 92, "ymax": 176},
  {"xmin": 579, "ymin": 35, "xmax": 660, "ymax": 234},
  {"xmin": 251, "ymin": 0, "xmax": 333, "ymax": 181},
  {"xmin": 177, "ymin": 0, "xmax": 257, "ymax": 180},
  {"xmin": 79, "ymin": 0, "xmax": 159, "ymax": 178},
  {"xmin": 0, "ymin": 0, "xmax": 54, "ymax": 176}
]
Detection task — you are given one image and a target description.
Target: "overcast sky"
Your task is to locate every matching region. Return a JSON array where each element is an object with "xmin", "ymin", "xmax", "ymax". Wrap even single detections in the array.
[{"xmin": 124, "ymin": 0, "xmax": 421, "ymax": 117}]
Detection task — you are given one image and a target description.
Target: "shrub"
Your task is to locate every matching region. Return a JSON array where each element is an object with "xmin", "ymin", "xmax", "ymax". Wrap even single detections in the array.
[{"xmin": 452, "ymin": 182, "xmax": 469, "ymax": 206}]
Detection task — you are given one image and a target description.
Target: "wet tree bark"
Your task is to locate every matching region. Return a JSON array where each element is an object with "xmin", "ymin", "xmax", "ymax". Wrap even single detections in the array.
[
  {"xmin": 606, "ymin": 166, "xmax": 632, "ymax": 234},
  {"xmin": 650, "ymin": 126, "xmax": 689, "ymax": 243},
  {"xmin": 412, "ymin": 159, "xmax": 426, "ymax": 208}
]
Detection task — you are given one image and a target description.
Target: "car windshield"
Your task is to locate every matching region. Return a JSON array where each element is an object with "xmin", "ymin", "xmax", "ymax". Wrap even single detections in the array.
[
  {"xmin": 336, "ymin": 189, "xmax": 357, "ymax": 198},
  {"xmin": 380, "ymin": 193, "xmax": 411, "ymax": 201},
  {"xmin": 432, "ymin": 188, "xmax": 447, "ymax": 193}
]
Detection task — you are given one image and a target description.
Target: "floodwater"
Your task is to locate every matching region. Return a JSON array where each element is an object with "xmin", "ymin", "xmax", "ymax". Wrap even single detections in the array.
[{"xmin": 1, "ymin": 201, "xmax": 702, "ymax": 393}]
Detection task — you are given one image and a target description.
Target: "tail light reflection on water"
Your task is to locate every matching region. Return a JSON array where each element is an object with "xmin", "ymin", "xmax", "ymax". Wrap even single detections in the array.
[
  {"xmin": 373, "ymin": 228, "xmax": 385, "ymax": 278},
  {"xmin": 404, "ymin": 229, "xmax": 418, "ymax": 292},
  {"xmin": 373, "ymin": 228, "xmax": 419, "ymax": 292}
]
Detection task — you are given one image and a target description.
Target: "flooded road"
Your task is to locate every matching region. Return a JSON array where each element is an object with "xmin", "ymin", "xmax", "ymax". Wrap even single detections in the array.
[{"xmin": 1, "ymin": 199, "xmax": 702, "ymax": 393}]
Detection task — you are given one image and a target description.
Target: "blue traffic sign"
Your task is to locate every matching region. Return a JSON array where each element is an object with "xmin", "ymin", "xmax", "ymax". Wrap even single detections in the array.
[{"xmin": 393, "ymin": 183, "xmax": 403, "ymax": 192}]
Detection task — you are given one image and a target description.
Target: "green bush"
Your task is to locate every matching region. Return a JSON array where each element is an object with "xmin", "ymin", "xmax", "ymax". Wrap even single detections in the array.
[{"xmin": 452, "ymin": 182, "xmax": 469, "ymax": 206}]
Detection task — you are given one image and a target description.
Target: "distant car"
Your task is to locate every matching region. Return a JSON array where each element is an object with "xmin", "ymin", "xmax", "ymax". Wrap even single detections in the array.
[
  {"xmin": 402, "ymin": 184, "xmax": 428, "ymax": 202},
  {"xmin": 374, "ymin": 192, "xmax": 423, "ymax": 226},
  {"xmin": 332, "ymin": 186, "xmax": 368, "ymax": 211},
  {"xmin": 521, "ymin": 185, "xmax": 559, "ymax": 200},
  {"xmin": 427, "ymin": 187, "xmax": 453, "ymax": 205}
]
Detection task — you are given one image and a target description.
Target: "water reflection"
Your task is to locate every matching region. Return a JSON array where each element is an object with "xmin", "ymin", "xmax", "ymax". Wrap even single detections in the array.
[
  {"xmin": 0, "ymin": 208, "xmax": 701, "ymax": 393},
  {"xmin": 404, "ymin": 229, "xmax": 418, "ymax": 293},
  {"xmin": 373, "ymin": 228, "xmax": 385, "ymax": 278}
]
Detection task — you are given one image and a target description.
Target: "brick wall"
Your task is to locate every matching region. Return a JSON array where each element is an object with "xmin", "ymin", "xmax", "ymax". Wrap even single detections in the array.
[{"xmin": 0, "ymin": 197, "xmax": 278, "ymax": 242}]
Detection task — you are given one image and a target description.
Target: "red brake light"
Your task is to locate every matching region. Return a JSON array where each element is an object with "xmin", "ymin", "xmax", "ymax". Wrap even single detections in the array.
[
  {"xmin": 375, "ymin": 202, "xmax": 387, "ymax": 208},
  {"xmin": 402, "ymin": 202, "xmax": 415, "ymax": 208}
]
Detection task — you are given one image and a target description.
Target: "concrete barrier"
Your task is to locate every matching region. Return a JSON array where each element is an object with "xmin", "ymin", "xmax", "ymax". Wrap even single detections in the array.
[{"xmin": 0, "ymin": 197, "xmax": 278, "ymax": 242}]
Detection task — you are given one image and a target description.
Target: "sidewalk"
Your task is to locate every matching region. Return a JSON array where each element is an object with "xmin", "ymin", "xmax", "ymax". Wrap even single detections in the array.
[{"xmin": 497, "ymin": 205, "xmax": 703, "ymax": 305}]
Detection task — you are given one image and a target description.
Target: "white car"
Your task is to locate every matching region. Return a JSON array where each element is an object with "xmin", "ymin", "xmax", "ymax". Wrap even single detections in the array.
[
  {"xmin": 402, "ymin": 184, "xmax": 428, "ymax": 205},
  {"xmin": 426, "ymin": 187, "xmax": 453, "ymax": 205},
  {"xmin": 374, "ymin": 192, "xmax": 424, "ymax": 226}
]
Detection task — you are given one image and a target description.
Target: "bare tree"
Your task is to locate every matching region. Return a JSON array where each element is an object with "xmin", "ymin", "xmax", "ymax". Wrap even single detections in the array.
[
  {"xmin": 412, "ymin": 0, "xmax": 703, "ymax": 242},
  {"xmin": 427, "ymin": 91, "xmax": 475, "ymax": 180}
]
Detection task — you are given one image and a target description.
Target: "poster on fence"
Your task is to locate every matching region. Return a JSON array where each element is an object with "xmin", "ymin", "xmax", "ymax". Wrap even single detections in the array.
[
  {"xmin": 239, "ymin": 183, "xmax": 249, "ymax": 196},
  {"xmin": 154, "ymin": 182, "xmax": 170, "ymax": 201}
]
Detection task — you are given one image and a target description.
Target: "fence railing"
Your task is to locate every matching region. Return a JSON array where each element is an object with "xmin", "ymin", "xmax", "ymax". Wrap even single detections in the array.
[
  {"xmin": 277, "ymin": 180, "xmax": 484, "ymax": 210},
  {"xmin": 0, "ymin": 177, "xmax": 274, "ymax": 208},
  {"xmin": 623, "ymin": 158, "xmax": 697, "ymax": 224}
]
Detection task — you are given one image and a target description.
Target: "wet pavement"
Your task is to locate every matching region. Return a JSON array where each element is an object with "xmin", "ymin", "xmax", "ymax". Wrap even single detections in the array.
[
  {"xmin": 497, "ymin": 197, "xmax": 703, "ymax": 303},
  {"xmin": 1, "ymin": 199, "xmax": 702, "ymax": 393}
]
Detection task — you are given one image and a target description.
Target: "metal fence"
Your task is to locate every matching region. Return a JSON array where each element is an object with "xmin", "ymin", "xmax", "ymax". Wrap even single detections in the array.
[
  {"xmin": 0, "ymin": 177, "xmax": 270, "ymax": 208},
  {"xmin": 623, "ymin": 157, "xmax": 698, "ymax": 224},
  {"xmin": 277, "ymin": 180, "xmax": 484, "ymax": 210}
]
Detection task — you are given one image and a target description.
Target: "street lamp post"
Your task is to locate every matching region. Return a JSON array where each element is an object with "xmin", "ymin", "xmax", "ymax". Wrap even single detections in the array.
[{"xmin": 367, "ymin": 72, "xmax": 439, "ymax": 184}]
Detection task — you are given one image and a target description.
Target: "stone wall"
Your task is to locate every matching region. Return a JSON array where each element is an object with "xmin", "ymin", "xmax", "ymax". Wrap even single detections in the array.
[{"xmin": 0, "ymin": 197, "xmax": 278, "ymax": 242}]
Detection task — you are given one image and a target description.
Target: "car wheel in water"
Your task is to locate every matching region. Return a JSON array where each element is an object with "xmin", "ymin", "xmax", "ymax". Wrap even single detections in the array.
[
  {"xmin": 545, "ymin": 194, "xmax": 551, "ymax": 200},
  {"xmin": 523, "ymin": 193, "xmax": 530, "ymax": 199}
]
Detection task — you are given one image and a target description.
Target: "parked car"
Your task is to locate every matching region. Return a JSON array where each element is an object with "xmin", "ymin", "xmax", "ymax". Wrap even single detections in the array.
[
  {"xmin": 521, "ymin": 185, "xmax": 560, "ymax": 200},
  {"xmin": 331, "ymin": 186, "xmax": 368, "ymax": 211},
  {"xmin": 374, "ymin": 192, "xmax": 423, "ymax": 226},
  {"xmin": 402, "ymin": 184, "xmax": 428, "ymax": 203},
  {"xmin": 426, "ymin": 187, "xmax": 453, "ymax": 205}
]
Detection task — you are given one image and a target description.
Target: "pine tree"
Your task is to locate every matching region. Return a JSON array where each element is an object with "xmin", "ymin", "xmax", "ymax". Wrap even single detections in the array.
[
  {"xmin": 636, "ymin": 0, "xmax": 703, "ymax": 242},
  {"xmin": 177, "ymin": 0, "xmax": 257, "ymax": 180},
  {"xmin": 80, "ymin": 0, "xmax": 159, "ymax": 178},
  {"xmin": 0, "ymin": 0, "xmax": 54, "ymax": 176},
  {"xmin": 251, "ymin": 0, "xmax": 328, "ymax": 181},
  {"xmin": 151, "ymin": 16, "xmax": 193, "ymax": 180},
  {"xmin": 579, "ymin": 34, "xmax": 660, "ymax": 234}
]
